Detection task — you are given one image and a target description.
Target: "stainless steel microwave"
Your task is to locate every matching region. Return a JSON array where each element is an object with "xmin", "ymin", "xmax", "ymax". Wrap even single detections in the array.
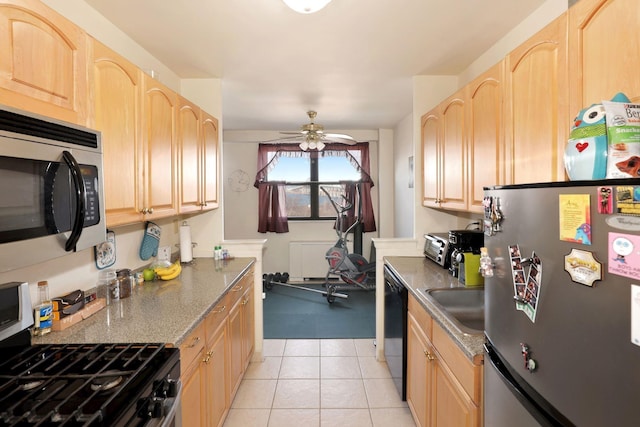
[{"xmin": 0, "ymin": 105, "xmax": 106, "ymax": 273}]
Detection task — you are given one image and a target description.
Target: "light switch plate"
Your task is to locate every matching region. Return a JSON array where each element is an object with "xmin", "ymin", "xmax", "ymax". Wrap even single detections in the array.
[{"xmin": 158, "ymin": 246, "xmax": 171, "ymax": 262}]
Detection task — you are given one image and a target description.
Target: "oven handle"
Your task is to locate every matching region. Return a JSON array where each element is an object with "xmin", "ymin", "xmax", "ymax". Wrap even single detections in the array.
[
  {"xmin": 159, "ymin": 379, "xmax": 183, "ymax": 427},
  {"xmin": 62, "ymin": 150, "xmax": 85, "ymax": 251}
]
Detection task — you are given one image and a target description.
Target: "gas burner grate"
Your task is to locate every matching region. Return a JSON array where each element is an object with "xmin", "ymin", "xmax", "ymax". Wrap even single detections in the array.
[{"xmin": 0, "ymin": 343, "xmax": 179, "ymax": 426}]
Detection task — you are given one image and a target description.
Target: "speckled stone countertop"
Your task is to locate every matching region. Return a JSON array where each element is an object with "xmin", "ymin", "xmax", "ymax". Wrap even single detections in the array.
[
  {"xmin": 31, "ymin": 257, "xmax": 255, "ymax": 347},
  {"xmin": 384, "ymin": 256, "xmax": 485, "ymax": 363}
]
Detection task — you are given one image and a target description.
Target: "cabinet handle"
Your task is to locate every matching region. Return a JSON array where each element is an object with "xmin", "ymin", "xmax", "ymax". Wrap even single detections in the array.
[
  {"xmin": 231, "ymin": 285, "xmax": 243, "ymax": 292},
  {"xmin": 202, "ymin": 350, "xmax": 213, "ymax": 364},
  {"xmin": 187, "ymin": 336, "xmax": 201, "ymax": 348},
  {"xmin": 242, "ymin": 298, "xmax": 249, "ymax": 306},
  {"xmin": 148, "ymin": 207, "xmax": 154, "ymax": 214},
  {"xmin": 212, "ymin": 305, "xmax": 226, "ymax": 313},
  {"xmin": 424, "ymin": 350, "xmax": 436, "ymax": 361},
  {"xmin": 140, "ymin": 208, "xmax": 147, "ymax": 214}
]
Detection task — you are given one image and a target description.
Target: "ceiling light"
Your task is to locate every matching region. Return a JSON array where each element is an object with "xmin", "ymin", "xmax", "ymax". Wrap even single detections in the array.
[
  {"xmin": 299, "ymin": 141, "xmax": 309, "ymax": 151},
  {"xmin": 282, "ymin": 0, "xmax": 332, "ymax": 14}
]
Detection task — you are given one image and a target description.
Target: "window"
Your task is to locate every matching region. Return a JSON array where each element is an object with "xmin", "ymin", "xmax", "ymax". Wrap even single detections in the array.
[{"xmin": 266, "ymin": 150, "xmax": 362, "ymax": 219}]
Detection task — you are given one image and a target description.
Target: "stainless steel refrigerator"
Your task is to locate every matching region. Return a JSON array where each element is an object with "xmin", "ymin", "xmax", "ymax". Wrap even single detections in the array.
[{"xmin": 482, "ymin": 179, "xmax": 640, "ymax": 427}]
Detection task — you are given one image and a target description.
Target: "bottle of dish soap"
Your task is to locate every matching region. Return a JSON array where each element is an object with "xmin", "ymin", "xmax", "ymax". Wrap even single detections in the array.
[{"xmin": 33, "ymin": 280, "xmax": 53, "ymax": 336}]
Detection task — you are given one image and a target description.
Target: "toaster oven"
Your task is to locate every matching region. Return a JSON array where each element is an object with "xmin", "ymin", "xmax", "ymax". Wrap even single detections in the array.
[{"xmin": 423, "ymin": 233, "xmax": 451, "ymax": 268}]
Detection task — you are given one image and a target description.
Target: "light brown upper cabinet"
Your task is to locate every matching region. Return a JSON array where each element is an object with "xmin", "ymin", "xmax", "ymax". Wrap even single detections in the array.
[
  {"xmin": 569, "ymin": 0, "xmax": 640, "ymax": 114},
  {"xmin": 177, "ymin": 97, "xmax": 202, "ymax": 213},
  {"xmin": 90, "ymin": 39, "xmax": 145, "ymax": 227},
  {"xmin": 466, "ymin": 61, "xmax": 504, "ymax": 213},
  {"xmin": 201, "ymin": 110, "xmax": 220, "ymax": 210},
  {"xmin": 178, "ymin": 99, "xmax": 219, "ymax": 214},
  {"xmin": 0, "ymin": 0, "xmax": 88, "ymax": 125},
  {"xmin": 421, "ymin": 110, "xmax": 440, "ymax": 208},
  {"xmin": 421, "ymin": 89, "xmax": 467, "ymax": 211},
  {"xmin": 142, "ymin": 75, "xmax": 179, "ymax": 221},
  {"xmin": 503, "ymin": 13, "xmax": 568, "ymax": 185}
]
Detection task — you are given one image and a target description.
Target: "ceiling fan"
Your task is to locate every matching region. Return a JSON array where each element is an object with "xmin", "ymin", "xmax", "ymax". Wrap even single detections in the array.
[{"xmin": 273, "ymin": 110, "xmax": 357, "ymax": 151}]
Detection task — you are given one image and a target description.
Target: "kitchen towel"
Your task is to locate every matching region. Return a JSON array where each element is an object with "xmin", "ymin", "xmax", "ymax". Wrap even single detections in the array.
[{"xmin": 179, "ymin": 221, "xmax": 193, "ymax": 263}]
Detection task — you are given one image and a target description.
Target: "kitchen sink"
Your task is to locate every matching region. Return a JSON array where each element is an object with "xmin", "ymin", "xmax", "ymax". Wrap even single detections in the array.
[{"xmin": 421, "ymin": 287, "xmax": 484, "ymax": 335}]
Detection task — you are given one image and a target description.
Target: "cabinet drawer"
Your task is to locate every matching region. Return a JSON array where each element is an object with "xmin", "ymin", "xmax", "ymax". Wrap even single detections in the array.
[
  {"xmin": 227, "ymin": 267, "xmax": 254, "ymax": 306},
  {"xmin": 179, "ymin": 322, "xmax": 206, "ymax": 370},
  {"xmin": 205, "ymin": 292, "xmax": 231, "ymax": 344},
  {"xmin": 432, "ymin": 321, "xmax": 483, "ymax": 404},
  {"xmin": 408, "ymin": 293, "xmax": 432, "ymax": 339}
]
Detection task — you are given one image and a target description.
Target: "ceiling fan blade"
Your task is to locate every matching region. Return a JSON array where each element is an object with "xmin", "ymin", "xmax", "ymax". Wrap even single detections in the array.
[
  {"xmin": 279, "ymin": 131, "xmax": 303, "ymax": 135},
  {"xmin": 261, "ymin": 135, "xmax": 305, "ymax": 143},
  {"xmin": 324, "ymin": 133, "xmax": 355, "ymax": 141}
]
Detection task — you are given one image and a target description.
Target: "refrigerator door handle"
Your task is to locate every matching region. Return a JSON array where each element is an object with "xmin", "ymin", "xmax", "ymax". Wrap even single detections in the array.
[{"xmin": 484, "ymin": 343, "xmax": 575, "ymax": 427}]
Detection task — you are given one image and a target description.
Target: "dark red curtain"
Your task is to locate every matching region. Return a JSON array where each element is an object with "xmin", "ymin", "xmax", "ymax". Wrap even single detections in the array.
[
  {"xmin": 256, "ymin": 182, "xmax": 289, "ymax": 233},
  {"xmin": 254, "ymin": 142, "xmax": 376, "ymax": 233}
]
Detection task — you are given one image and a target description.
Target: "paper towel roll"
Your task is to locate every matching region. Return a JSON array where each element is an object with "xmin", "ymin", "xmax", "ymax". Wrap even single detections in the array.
[{"xmin": 179, "ymin": 222, "xmax": 193, "ymax": 263}]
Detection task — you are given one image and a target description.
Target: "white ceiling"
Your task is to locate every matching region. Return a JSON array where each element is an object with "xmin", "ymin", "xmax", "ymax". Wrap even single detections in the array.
[{"xmin": 84, "ymin": 0, "xmax": 547, "ymax": 132}]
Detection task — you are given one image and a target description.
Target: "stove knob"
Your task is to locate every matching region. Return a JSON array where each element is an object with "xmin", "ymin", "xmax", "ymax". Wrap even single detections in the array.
[
  {"xmin": 152, "ymin": 399, "xmax": 164, "ymax": 418},
  {"xmin": 166, "ymin": 379, "xmax": 179, "ymax": 397},
  {"xmin": 137, "ymin": 397, "xmax": 153, "ymax": 418}
]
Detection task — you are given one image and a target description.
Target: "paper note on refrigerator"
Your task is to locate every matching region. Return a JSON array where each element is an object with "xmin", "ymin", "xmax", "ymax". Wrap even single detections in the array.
[
  {"xmin": 631, "ymin": 285, "xmax": 640, "ymax": 347},
  {"xmin": 559, "ymin": 194, "xmax": 592, "ymax": 245}
]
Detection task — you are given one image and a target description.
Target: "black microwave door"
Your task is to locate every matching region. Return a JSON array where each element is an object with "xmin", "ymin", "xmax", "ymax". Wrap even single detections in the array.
[{"xmin": 0, "ymin": 156, "xmax": 72, "ymax": 244}]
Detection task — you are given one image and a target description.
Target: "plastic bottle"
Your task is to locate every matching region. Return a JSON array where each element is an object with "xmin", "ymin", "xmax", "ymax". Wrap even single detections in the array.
[
  {"xmin": 214, "ymin": 246, "xmax": 222, "ymax": 260},
  {"xmin": 34, "ymin": 281, "xmax": 53, "ymax": 336}
]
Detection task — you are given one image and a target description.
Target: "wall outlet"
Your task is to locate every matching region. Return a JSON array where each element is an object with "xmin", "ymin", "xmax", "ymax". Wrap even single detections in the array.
[{"xmin": 158, "ymin": 246, "xmax": 171, "ymax": 262}]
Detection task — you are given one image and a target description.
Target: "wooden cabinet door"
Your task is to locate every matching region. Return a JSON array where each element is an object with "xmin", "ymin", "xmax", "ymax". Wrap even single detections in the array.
[
  {"xmin": 421, "ymin": 111, "xmax": 440, "ymax": 207},
  {"xmin": 178, "ymin": 97, "xmax": 201, "ymax": 213},
  {"xmin": 569, "ymin": 0, "xmax": 640, "ymax": 110},
  {"xmin": 0, "ymin": 0, "xmax": 88, "ymax": 125},
  {"xmin": 440, "ymin": 91, "xmax": 467, "ymax": 211},
  {"xmin": 201, "ymin": 110, "xmax": 220, "ymax": 210},
  {"xmin": 228, "ymin": 297, "xmax": 243, "ymax": 398},
  {"xmin": 504, "ymin": 13, "xmax": 568, "ymax": 184},
  {"xmin": 205, "ymin": 323, "xmax": 228, "ymax": 427},
  {"xmin": 181, "ymin": 357, "xmax": 205, "ymax": 427},
  {"xmin": 91, "ymin": 39, "xmax": 144, "ymax": 227},
  {"xmin": 432, "ymin": 361, "xmax": 479, "ymax": 427},
  {"xmin": 407, "ymin": 311, "xmax": 433, "ymax": 427},
  {"xmin": 241, "ymin": 284, "xmax": 254, "ymax": 370},
  {"xmin": 142, "ymin": 75, "xmax": 178, "ymax": 219},
  {"xmin": 467, "ymin": 62, "xmax": 504, "ymax": 212}
]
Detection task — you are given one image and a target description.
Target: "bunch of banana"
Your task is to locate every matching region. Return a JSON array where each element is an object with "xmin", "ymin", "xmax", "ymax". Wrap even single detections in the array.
[{"xmin": 154, "ymin": 261, "xmax": 182, "ymax": 281}]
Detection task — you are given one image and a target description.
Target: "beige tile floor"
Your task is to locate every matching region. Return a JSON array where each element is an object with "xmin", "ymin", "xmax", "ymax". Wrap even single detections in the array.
[{"xmin": 223, "ymin": 339, "xmax": 417, "ymax": 427}]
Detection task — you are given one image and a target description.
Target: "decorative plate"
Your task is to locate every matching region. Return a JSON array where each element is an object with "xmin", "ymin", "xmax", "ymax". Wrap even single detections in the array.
[{"xmin": 94, "ymin": 230, "xmax": 116, "ymax": 270}]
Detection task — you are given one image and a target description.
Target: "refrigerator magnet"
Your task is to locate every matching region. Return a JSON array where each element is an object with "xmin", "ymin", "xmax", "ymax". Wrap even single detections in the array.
[
  {"xmin": 609, "ymin": 233, "xmax": 640, "ymax": 279},
  {"xmin": 559, "ymin": 194, "xmax": 592, "ymax": 245},
  {"xmin": 615, "ymin": 185, "xmax": 640, "ymax": 216},
  {"xmin": 564, "ymin": 248, "xmax": 602, "ymax": 287},
  {"xmin": 597, "ymin": 186, "xmax": 613, "ymax": 214}
]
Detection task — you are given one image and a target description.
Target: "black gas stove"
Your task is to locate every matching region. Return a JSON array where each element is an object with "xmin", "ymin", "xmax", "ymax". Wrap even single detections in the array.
[{"xmin": 0, "ymin": 282, "xmax": 181, "ymax": 427}]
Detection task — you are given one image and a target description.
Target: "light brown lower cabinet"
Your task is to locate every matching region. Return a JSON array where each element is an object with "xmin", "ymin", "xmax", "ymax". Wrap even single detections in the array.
[
  {"xmin": 178, "ymin": 266, "xmax": 255, "ymax": 426},
  {"xmin": 406, "ymin": 294, "xmax": 483, "ymax": 427}
]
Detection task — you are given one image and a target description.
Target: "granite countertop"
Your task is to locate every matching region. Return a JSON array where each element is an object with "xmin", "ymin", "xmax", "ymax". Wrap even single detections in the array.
[
  {"xmin": 31, "ymin": 257, "xmax": 255, "ymax": 347},
  {"xmin": 384, "ymin": 256, "xmax": 485, "ymax": 362}
]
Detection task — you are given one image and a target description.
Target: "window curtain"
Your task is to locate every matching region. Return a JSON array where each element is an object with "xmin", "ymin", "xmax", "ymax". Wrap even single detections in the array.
[
  {"xmin": 254, "ymin": 142, "xmax": 377, "ymax": 233},
  {"xmin": 254, "ymin": 144, "xmax": 296, "ymax": 233},
  {"xmin": 257, "ymin": 181, "xmax": 289, "ymax": 233}
]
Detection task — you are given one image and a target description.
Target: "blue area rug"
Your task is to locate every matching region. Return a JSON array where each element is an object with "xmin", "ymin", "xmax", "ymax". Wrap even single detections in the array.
[{"xmin": 263, "ymin": 282, "xmax": 376, "ymax": 339}]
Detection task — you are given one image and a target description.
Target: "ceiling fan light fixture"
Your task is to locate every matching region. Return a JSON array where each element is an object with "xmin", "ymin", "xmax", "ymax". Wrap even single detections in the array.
[
  {"xmin": 316, "ymin": 141, "xmax": 325, "ymax": 151},
  {"xmin": 308, "ymin": 141, "xmax": 317, "ymax": 150},
  {"xmin": 282, "ymin": 0, "xmax": 332, "ymax": 14},
  {"xmin": 299, "ymin": 141, "xmax": 309, "ymax": 151}
]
